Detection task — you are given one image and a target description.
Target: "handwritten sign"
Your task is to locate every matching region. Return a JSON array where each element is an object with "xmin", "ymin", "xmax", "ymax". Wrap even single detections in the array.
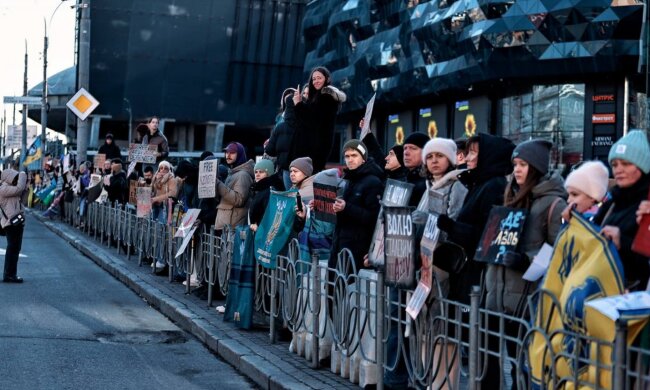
[
  {"xmin": 128, "ymin": 143, "xmax": 157, "ymax": 163},
  {"xmin": 174, "ymin": 209, "xmax": 201, "ymax": 238},
  {"xmin": 384, "ymin": 206, "xmax": 416, "ymax": 289},
  {"xmin": 128, "ymin": 180, "xmax": 138, "ymax": 205},
  {"xmin": 474, "ymin": 206, "xmax": 528, "ymax": 264},
  {"xmin": 368, "ymin": 180, "xmax": 414, "ymax": 268},
  {"xmin": 198, "ymin": 159, "xmax": 217, "ymax": 198},
  {"xmin": 406, "ymin": 213, "xmax": 440, "ymax": 319},
  {"xmin": 93, "ymin": 153, "xmax": 106, "ymax": 170},
  {"xmin": 136, "ymin": 187, "xmax": 152, "ymax": 218}
]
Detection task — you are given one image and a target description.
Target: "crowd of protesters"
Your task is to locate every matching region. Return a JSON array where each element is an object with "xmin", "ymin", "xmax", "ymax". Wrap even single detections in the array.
[{"xmin": 9, "ymin": 65, "xmax": 650, "ymax": 389}]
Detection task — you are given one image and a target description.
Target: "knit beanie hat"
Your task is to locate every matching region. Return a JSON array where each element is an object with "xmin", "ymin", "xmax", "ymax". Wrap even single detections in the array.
[
  {"xmin": 403, "ymin": 132, "xmax": 429, "ymax": 149},
  {"xmin": 421, "ymin": 138, "xmax": 457, "ymax": 166},
  {"xmin": 608, "ymin": 130, "xmax": 650, "ymax": 174},
  {"xmin": 390, "ymin": 144, "xmax": 404, "ymax": 167},
  {"xmin": 254, "ymin": 159, "xmax": 275, "ymax": 176},
  {"xmin": 565, "ymin": 161, "xmax": 610, "ymax": 201},
  {"xmin": 290, "ymin": 157, "xmax": 313, "ymax": 177},
  {"xmin": 511, "ymin": 139, "xmax": 553, "ymax": 175},
  {"xmin": 342, "ymin": 139, "xmax": 368, "ymax": 160}
]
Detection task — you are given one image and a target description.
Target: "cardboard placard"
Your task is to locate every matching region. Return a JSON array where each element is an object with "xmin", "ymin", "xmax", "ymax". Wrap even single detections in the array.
[
  {"xmin": 384, "ymin": 206, "xmax": 416, "ymax": 289},
  {"xmin": 368, "ymin": 180, "xmax": 414, "ymax": 268},
  {"xmin": 359, "ymin": 93, "xmax": 376, "ymax": 139},
  {"xmin": 128, "ymin": 180, "xmax": 138, "ymax": 205},
  {"xmin": 93, "ymin": 153, "xmax": 106, "ymax": 170},
  {"xmin": 198, "ymin": 159, "xmax": 217, "ymax": 199},
  {"xmin": 474, "ymin": 206, "xmax": 528, "ymax": 264},
  {"xmin": 128, "ymin": 143, "xmax": 157, "ymax": 163},
  {"xmin": 136, "ymin": 187, "xmax": 152, "ymax": 218},
  {"xmin": 313, "ymin": 181, "xmax": 337, "ymax": 224}
]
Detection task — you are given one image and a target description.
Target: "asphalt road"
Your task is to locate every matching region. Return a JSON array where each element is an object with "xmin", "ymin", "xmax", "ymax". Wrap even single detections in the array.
[{"xmin": 0, "ymin": 214, "xmax": 255, "ymax": 390}]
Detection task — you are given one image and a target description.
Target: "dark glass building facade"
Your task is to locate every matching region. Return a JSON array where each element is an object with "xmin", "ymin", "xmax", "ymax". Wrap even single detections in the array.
[{"xmin": 303, "ymin": 0, "xmax": 647, "ymax": 168}]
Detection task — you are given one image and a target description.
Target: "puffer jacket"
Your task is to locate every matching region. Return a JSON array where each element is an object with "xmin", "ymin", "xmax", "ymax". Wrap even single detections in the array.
[
  {"xmin": 266, "ymin": 94, "xmax": 298, "ymax": 171},
  {"xmin": 0, "ymin": 169, "xmax": 27, "ymax": 228},
  {"xmin": 215, "ymin": 159, "xmax": 255, "ymax": 230},
  {"xmin": 328, "ymin": 159, "xmax": 384, "ymax": 272},
  {"xmin": 485, "ymin": 174, "xmax": 567, "ymax": 314},
  {"xmin": 437, "ymin": 133, "xmax": 515, "ymax": 304}
]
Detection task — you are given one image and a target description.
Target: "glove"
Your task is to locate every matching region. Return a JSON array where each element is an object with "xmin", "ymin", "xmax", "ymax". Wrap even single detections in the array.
[
  {"xmin": 321, "ymin": 85, "xmax": 347, "ymax": 103},
  {"xmin": 436, "ymin": 214, "xmax": 453, "ymax": 232},
  {"xmin": 502, "ymin": 251, "xmax": 528, "ymax": 271}
]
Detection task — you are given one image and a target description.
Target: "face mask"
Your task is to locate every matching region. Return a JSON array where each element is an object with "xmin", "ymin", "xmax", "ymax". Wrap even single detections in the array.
[
  {"xmin": 145, "ymin": 178, "xmax": 152, "ymax": 185},
  {"xmin": 104, "ymin": 169, "xmax": 111, "ymax": 175}
]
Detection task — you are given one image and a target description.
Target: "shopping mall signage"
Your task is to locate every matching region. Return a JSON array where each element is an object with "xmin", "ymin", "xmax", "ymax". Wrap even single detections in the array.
[
  {"xmin": 592, "ymin": 113, "xmax": 616, "ymax": 124},
  {"xmin": 592, "ymin": 94, "xmax": 615, "ymax": 102}
]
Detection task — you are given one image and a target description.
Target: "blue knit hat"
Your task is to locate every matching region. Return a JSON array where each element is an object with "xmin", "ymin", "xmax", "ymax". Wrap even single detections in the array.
[
  {"xmin": 608, "ymin": 130, "xmax": 650, "ymax": 174},
  {"xmin": 254, "ymin": 159, "xmax": 274, "ymax": 176}
]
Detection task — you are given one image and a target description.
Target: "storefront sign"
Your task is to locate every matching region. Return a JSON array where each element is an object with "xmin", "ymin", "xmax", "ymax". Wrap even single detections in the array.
[
  {"xmin": 591, "ymin": 136, "xmax": 614, "ymax": 147},
  {"xmin": 592, "ymin": 94, "xmax": 615, "ymax": 102},
  {"xmin": 592, "ymin": 114, "xmax": 616, "ymax": 124}
]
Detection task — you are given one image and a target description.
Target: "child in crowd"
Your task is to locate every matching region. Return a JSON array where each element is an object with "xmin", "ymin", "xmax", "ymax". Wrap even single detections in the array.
[{"xmin": 561, "ymin": 160, "xmax": 610, "ymax": 221}]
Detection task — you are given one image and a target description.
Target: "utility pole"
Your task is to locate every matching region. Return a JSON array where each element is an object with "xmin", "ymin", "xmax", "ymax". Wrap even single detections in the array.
[
  {"xmin": 76, "ymin": 0, "xmax": 90, "ymax": 162},
  {"xmin": 41, "ymin": 18, "xmax": 48, "ymax": 155},
  {"xmin": 21, "ymin": 41, "xmax": 28, "ymax": 167}
]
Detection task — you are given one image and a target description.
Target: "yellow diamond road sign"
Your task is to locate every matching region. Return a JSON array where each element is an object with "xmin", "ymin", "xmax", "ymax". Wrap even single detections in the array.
[{"xmin": 66, "ymin": 88, "xmax": 99, "ymax": 121}]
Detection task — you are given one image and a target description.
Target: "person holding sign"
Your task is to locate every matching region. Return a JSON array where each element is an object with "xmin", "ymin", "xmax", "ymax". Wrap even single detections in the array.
[
  {"xmin": 594, "ymin": 130, "xmax": 650, "ymax": 291},
  {"xmin": 482, "ymin": 139, "xmax": 567, "ymax": 387},
  {"xmin": 214, "ymin": 142, "xmax": 254, "ymax": 231},
  {"xmin": 142, "ymin": 116, "xmax": 169, "ymax": 165},
  {"xmin": 248, "ymin": 159, "xmax": 284, "ymax": 232}
]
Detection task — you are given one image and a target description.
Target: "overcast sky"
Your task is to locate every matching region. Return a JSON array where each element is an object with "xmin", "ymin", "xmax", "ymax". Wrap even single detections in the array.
[{"xmin": 0, "ymin": 0, "xmax": 76, "ymax": 128}]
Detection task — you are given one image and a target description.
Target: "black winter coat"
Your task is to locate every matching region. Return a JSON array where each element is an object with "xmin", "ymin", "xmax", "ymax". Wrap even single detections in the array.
[
  {"xmin": 437, "ymin": 133, "xmax": 515, "ymax": 303},
  {"xmin": 267, "ymin": 96, "xmax": 298, "ymax": 171},
  {"xmin": 98, "ymin": 142, "xmax": 122, "ymax": 161},
  {"xmin": 594, "ymin": 174, "xmax": 650, "ymax": 290},
  {"xmin": 291, "ymin": 93, "xmax": 339, "ymax": 173},
  {"xmin": 107, "ymin": 171, "xmax": 128, "ymax": 206},
  {"xmin": 248, "ymin": 173, "xmax": 285, "ymax": 226},
  {"xmin": 361, "ymin": 132, "xmax": 409, "ymax": 182},
  {"xmin": 407, "ymin": 168, "xmax": 426, "ymax": 207},
  {"xmin": 328, "ymin": 159, "xmax": 385, "ymax": 273}
]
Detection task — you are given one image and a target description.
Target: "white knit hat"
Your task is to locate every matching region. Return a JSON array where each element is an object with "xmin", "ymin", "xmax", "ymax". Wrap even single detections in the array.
[
  {"xmin": 565, "ymin": 161, "xmax": 610, "ymax": 201},
  {"xmin": 421, "ymin": 138, "xmax": 457, "ymax": 166}
]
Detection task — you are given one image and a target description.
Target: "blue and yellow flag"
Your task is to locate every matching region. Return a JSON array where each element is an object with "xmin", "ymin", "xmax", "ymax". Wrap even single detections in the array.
[
  {"xmin": 22, "ymin": 137, "xmax": 42, "ymax": 167},
  {"xmin": 255, "ymin": 189, "xmax": 298, "ymax": 269},
  {"xmin": 529, "ymin": 212, "xmax": 625, "ymax": 389}
]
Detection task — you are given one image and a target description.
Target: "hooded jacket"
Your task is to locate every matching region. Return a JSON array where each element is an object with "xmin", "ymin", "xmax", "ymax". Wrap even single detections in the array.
[
  {"xmin": 0, "ymin": 169, "xmax": 27, "ymax": 228},
  {"xmin": 437, "ymin": 133, "xmax": 515, "ymax": 303},
  {"xmin": 328, "ymin": 158, "xmax": 384, "ymax": 272},
  {"xmin": 215, "ymin": 159, "xmax": 255, "ymax": 230},
  {"xmin": 98, "ymin": 139, "xmax": 122, "ymax": 161},
  {"xmin": 594, "ymin": 173, "xmax": 650, "ymax": 290},
  {"xmin": 485, "ymin": 173, "xmax": 567, "ymax": 314},
  {"xmin": 106, "ymin": 170, "xmax": 128, "ymax": 206},
  {"xmin": 267, "ymin": 94, "xmax": 299, "ymax": 171}
]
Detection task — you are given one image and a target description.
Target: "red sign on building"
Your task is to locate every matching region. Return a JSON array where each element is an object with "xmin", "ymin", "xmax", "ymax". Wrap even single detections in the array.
[{"xmin": 592, "ymin": 114, "xmax": 616, "ymax": 124}]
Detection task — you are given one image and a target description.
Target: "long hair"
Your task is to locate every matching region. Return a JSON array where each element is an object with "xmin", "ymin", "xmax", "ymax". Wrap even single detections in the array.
[
  {"xmin": 504, "ymin": 165, "xmax": 543, "ymax": 209},
  {"xmin": 306, "ymin": 66, "xmax": 331, "ymax": 104}
]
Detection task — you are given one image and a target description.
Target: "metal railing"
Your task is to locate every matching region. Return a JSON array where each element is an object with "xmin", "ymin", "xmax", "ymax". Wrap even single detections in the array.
[{"xmin": 54, "ymin": 200, "xmax": 650, "ymax": 390}]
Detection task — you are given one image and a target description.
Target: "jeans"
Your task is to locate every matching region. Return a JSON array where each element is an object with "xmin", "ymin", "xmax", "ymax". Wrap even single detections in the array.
[
  {"xmin": 3, "ymin": 223, "xmax": 25, "ymax": 279},
  {"xmin": 282, "ymin": 169, "xmax": 292, "ymax": 191},
  {"xmin": 384, "ymin": 287, "xmax": 411, "ymax": 388},
  {"xmin": 152, "ymin": 204, "xmax": 168, "ymax": 265}
]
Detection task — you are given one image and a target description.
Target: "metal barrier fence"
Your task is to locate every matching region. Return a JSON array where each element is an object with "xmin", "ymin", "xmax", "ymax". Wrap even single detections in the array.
[{"xmin": 56, "ymin": 200, "xmax": 650, "ymax": 390}]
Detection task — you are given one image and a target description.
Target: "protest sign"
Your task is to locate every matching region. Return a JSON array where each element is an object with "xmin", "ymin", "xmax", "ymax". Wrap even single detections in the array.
[
  {"xmin": 255, "ymin": 190, "xmax": 298, "ymax": 269},
  {"xmin": 128, "ymin": 180, "xmax": 138, "ymax": 205},
  {"xmin": 93, "ymin": 153, "xmax": 106, "ymax": 169},
  {"xmin": 128, "ymin": 143, "xmax": 157, "ymax": 163},
  {"xmin": 384, "ymin": 206, "xmax": 416, "ymax": 288},
  {"xmin": 474, "ymin": 206, "xmax": 528, "ymax": 264},
  {"xmin": 136, "ymin": 187, "xmax": 152, "ymax": 218},
  {"xmin": 174, "ymin": 209, "xmax": 201, "ymax": 238},
  {"xmin": 126, "ymin": 160, "xmax": 137, "ymax": 178},
  {"xmin": 406, "ymin": 213, "xmax": 440, "ymax": 319},
  {"xmin": 198, "ymin": 159, "xmax": 217, "ymax": 199},
  {"xmin": 313, "ymin": 181, "xmax": 337, "ymax": 224},
  {"xmin": 359, "ymin": 93, "xmax": 376, "ymax": 139},
  {"xmin": 368, "ymin": 180, "xmax": 414, "ymax": 268}
]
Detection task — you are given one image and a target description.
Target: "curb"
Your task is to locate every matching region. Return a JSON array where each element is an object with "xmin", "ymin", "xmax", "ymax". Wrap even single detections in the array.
[{"xmin": 30, "ymin": 211, "xmax": 323, "ymax": 390}]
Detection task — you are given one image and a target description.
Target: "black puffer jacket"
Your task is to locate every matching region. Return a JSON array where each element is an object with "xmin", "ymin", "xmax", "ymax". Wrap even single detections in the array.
[
  {"xmin": 437, "ymin": 133, "xmax": 515, "ymax": 303},
  {"xmin": 107, "ymin": 171, "xmax": 128, "ymax": 206},
  {"xmin": 328, "ymin": 159, "xmax": 384, "ymax": 272},
  {"xmin": 594, "ymin": 174, "xmax": 650, "ymax": 290},
  {"xmin": 291, "ymin": 93, "xmax": 340, "ymax": 173},
  {"xmin": 98, "ymin": 142, "xmax": 122, "ymax": 161},
  {"xmin": 248, "ymin": 173, "xmax": 285, "ymax": 226},
  {"xmin": 267, "ymin": 96, "xmax": 298, "ymax": 171}
]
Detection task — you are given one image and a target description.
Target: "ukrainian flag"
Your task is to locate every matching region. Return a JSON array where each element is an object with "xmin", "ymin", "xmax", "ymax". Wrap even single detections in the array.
[{"xmin": 22, "ymin": 137, "xmax": 42, "ymax": 167}]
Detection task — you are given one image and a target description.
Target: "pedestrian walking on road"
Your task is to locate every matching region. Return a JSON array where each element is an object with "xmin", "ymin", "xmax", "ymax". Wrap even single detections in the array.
[{"xmin": 0, "ymin": 168, "xmax": 27, "ymax": 283}]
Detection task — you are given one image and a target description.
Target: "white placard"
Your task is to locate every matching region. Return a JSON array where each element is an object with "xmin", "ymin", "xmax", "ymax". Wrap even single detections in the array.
[
  {"xmin": 522, "ymin": 243, "xmax": 554, "ymax": 282},
  {"xmin": 198, "ymin": 159, "xmax": 217, "ymax": 199},
  {"xmin": 585, "ymin": 292, "xmax": 650, "ymax": 321},
  {"xmin": 360, "ymin": 93, "xmax": 376, "ymax": 139}
]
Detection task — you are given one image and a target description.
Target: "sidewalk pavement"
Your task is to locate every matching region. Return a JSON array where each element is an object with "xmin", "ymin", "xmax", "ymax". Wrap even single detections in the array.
[{"xmin": 31, "ymin": 210, "xmax": 359, "ymax": 390}]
